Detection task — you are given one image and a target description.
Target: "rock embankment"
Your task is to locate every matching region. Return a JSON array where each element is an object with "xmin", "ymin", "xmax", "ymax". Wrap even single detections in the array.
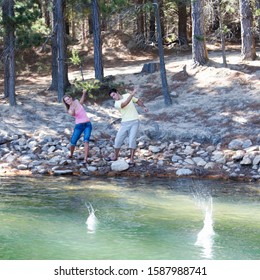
[
  {"xmin": 1, "ymin": 49, "xmax": 260, "ymax": 181},
  {"xmin": 0, "ymin": 129, "xmax": 259, "ymax": 181}
]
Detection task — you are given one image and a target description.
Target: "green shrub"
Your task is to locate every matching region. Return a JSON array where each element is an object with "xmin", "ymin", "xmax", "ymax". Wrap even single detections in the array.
[{"xmin": 66, "ymin": 77, "xmax": 124, "ymax": 103}]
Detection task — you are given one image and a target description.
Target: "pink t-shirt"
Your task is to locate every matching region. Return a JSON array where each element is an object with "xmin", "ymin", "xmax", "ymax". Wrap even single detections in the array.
[{"xmin": 74, "ymin": 100, "xmax": 90, "ymax": 124}]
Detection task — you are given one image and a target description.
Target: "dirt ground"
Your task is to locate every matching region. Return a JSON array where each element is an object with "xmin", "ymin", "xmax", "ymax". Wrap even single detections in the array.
[
  {"xmin": 0, "ymin": 33, "xmax": 260, "ymax": 181},
  {"xmin": 1, "ymin": 33, "xmax": 260, "ymax": 147}
]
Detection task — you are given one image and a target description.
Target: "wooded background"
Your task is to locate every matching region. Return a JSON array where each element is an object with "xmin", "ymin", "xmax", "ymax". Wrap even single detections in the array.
[{"xmin": 1, "ymin": 0, "xmax": 259, "ymax": 106}]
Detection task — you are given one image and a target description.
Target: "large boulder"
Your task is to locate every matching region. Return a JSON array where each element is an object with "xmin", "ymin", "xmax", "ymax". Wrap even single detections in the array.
[{"xmin": 111, "ymin": 159, "xmax": 129, "ymax": 171}]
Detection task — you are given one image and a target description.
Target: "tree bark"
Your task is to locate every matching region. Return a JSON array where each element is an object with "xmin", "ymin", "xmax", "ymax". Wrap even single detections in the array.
[
  {"xmin": 153, "ymin": 0, "xmax": 172, "ymax": 106},
  {"xmin": 217, "ymin": 0, "xmax": 227, "ymax": 67},
  {"xmin": 49, "ymin": 0, "xmax": 70, "ymax": 97},
  {"xmin": 2, "ymin": 0, "xmax": 9, "ymax": 98},
  {"xmin": 149, "ymin": 4, "xmax": 156, "ymax": 42},
  {"xmin": 40, "ymin": 0, "xmax": 51, "ymax": 28},
  {"xmin": 210, "ymin": 0, "xmax": 219, "ymax": 31},
  {"xmin": 88, "ymin": 10, "xmax": 93, "ymax": 35},
  {"xmin": 256, "ymin": 0, "xmax": 260, "ymax": 37},
  {"xmin": 57, "ymin": 0, "xmax": 66, "ymax": 102},
  {"xmin": 92, "ymin": 0, "xmax": 104, "ymax": 81},
  {"xmin": 2, "ymin": 0, "xmax": 16, "ymax": 106},
  {"xmin": 191, "ymin": 0, "xmax": 208, "ymax": 65},
  {"xmin": 158, "ymin": 0, "xmax": 165, "ymax": 40},
  {"xmin": 49, "ymin": 0, "xmax": 58, "ymax": 91},
  {"xmin": 136, "ymin": 0, "xmax": 145, "ymax": 44},
  {"xmin": 240, "ymin": 0, "xmax": 256, "ymax": 60},
  {"xmin": 178, "ymin": 1, "xmax": 188, "ymax": 45}
]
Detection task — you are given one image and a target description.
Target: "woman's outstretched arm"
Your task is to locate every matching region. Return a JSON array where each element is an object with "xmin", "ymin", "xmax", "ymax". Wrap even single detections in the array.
[{"xmin": 80, "ymin": 89, "xmax": 87, "ymax": 105}]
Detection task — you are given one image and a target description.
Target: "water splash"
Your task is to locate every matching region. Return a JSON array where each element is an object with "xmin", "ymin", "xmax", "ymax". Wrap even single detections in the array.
[
  {"xmin": 85, "ymin": 202, "xmax": 98, "ymax": 234},
  {"xmin": 195, "ymin": 197, "xmax": 215, "ymax": 259},
  {"xmin": 190, "ymin": 180, "xmax": 215, "ymax": 259}
]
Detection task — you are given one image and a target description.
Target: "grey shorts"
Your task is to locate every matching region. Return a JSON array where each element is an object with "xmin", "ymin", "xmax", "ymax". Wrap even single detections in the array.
[{"xmin": 114, "ymin": 120, "xmax": 140, "ymax": 149}]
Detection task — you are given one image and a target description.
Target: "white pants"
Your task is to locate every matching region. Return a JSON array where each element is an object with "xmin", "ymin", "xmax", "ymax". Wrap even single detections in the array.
[{"xmin": 114, "ymin": 120, "xmax": 140, "ymax": 149}]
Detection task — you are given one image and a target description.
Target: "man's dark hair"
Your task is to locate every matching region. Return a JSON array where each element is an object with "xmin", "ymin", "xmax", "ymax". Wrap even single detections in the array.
[{"xmin": 109, "ymin": 88, "xmax": 117, "ymax": 95}]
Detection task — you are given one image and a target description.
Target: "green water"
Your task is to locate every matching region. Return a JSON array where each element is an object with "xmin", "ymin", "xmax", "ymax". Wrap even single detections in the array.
[{"xmin": 0, "ymin": 176, "xmax": 259, "ymax": 260}]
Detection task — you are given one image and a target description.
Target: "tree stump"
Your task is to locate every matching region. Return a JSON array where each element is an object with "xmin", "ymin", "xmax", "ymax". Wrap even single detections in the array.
[{"xmin": 141, "ymin": 62, "xmax": 160, "ymax": 74}]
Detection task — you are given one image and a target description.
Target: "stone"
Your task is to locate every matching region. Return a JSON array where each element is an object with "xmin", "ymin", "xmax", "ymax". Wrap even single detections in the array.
[
  {"xmin": 53, "ymin": 169, "xmax": 73, "ymax": 175},
  {"xmin": 17, "ymin": 164, "xmax": 28, "ymax": 170},
  {"xmin": 171, "ymin": 155, "xmax": 182, "ymax": 162},
  {"xmin": 19, "ymin": 155, "xmax": 32, "ymax": 163},
  {"xmin": 87, "ymin": 166, "xmax": 98, "ymax": 172},
  {"xmin": 192, "ymin": 157, "xmax": 207, "ymax": 166},
  {"xmin": 184, "ymin": 158, "xmax": 194, "ymax": 165},
  {"xmin": 183, "ymin": 146, "xmax": 194, "ymax": 155},
  {"xmin": 228, "ymin": 139, "xmax": 243, "ymax": 150},
  {"xmin": 204, "ymin": 162, "xmax": 215, "ymax": 170},
  {"xmin": 253, "ymin": 155, "xmax": 260, "ymax": 166},
  {"xmin": 111, "ymin": 159, "xmax": 129, "ymax": 171},
  {"xmin": 242, "ymin": 139, "xmax": 252, "ymax": 149},
  {"xmin": 5, "ymin": 154, "xmax": 17, "ymax": 163},
  {"xmin": 176, "ymin": 168, "xmax": 193, "ymax": 176},
  {"xmin": 232, "ymin": 150, "xmax": 245, "ymax": 161},
  {"xmin": 211, "ymin": 151, "xmax": 226, "ymax": 163},
  {"xmin": 36, "ymin": 168, "xmax": 49, "ymax": 175},
  {"xmin": 48, "ymin": 146, "xmax": 56, "ymax": 153},
  {"xmin": 206, "ymin": 145, "xmax": 215, "ymax": 153},
  {"xmin": 148, "ymin": 145, "xmax": 162, "ymax": 153},
  {"xmin": 244, "ymin": 145, "xmax": 259, "ymax": 153},
  {"xmin": 240, "ymin": 156, "xmax": 252, "ymax": 165}
]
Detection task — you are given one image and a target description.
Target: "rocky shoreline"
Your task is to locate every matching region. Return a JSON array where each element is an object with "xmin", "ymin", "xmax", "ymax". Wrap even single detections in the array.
[
  {"xmin": 1, "ymin": 49, "xmax": 260, "ymax": 182},
  {"xmin": 1, "ymin": 127, "xmax": 259, "ymax": 181}
]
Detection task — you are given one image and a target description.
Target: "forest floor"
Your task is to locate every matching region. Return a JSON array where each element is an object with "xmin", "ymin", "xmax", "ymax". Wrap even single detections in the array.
[{"xmin": 0, "ymin": 32, "xmax": 260, "ymax": 179}]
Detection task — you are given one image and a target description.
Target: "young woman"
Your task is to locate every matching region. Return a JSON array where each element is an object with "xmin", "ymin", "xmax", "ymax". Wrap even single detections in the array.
[{"xmin": 63, "ymin": 90, "xmax": 92, "ymax": 164}]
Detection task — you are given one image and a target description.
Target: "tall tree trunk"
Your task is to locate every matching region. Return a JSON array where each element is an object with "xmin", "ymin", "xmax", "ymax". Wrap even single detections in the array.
[
  {"xmin": 218, "ymin": 0, "xmax": 227, "ymax": 67},
  {"xmin": 3, "ymin": 53, "xmax": 10, "ymax": 99},
  {"xmin": 57, "ymin": 0, "xmax": 66, "ymax": 102},
  {"xmin": 178, "ymin": 1, "xmax": 188, "ymax": 45},
  {"xmin": 8, "ymin": 26, "xmax": 16, "ymax": 106},
  {"xmin": 2, "ymin": 0, "xmax": 16, "ymax": 106},
  {"xmin": 191, "ymin": 0, "xmax": 208, "ymax": 65},
  {"xmin": 49, "ymin": 0, "xmax": 70, "ymax": 96},
  {"xmin": 256, "ymin": 0, "xmax": 260, "ymax": 37},
  {"xmin": 158, "ymin": 0, "xmax": 165, "ymax": 40},
  {"xmin": 82, "ymin": 19, "xmax": 88, "ymax": 44},
  {"xmin": 149, "ymin": 3, "xmax": 156, "ymax": 42},
  {"xmin": 187, "ymin": 4, "xmax": 192, "ymax": 41},
  {"xmin": 2, "ymin": 0, "xmax": 9, "ymax": 98},
  {"xmin": 71, "ymin": 17, "xmax": 76, "ymax": 39},
  {"xmin": 240, "ymin": 0, "xmax": 256, "ymax": 60},
  {"xmin": 210, "ymin": 0, "xmax": 219, "ymax": 31},
  {"xmin": 153, "ymin": 0, "xmax": 172, "ymax": 107},
  {"xmin": 65, "ymin": 18, "xmax": 70, "ymax": 35},
  {"xmin": 92, "ymin": 0, "xmax": 104, "ymax": 81},
  {"xmin": 40, "ymin": 0, "xmax": 51, "ymax": 28},
  {"xmin": 88, "ymin": 11, "xmax": 93, "ymax": 35},
  {"xmin": 136, "ymin": 0, "xmax": 145, "ymax": 44},
  {"xmin": 49, "ymin": 0, "xmax": 58, "ymax": 91}
]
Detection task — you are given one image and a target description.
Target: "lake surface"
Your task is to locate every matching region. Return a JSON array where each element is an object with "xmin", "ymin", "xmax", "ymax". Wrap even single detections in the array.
[{"xmin": 0, "ymin": 176, "xmax": 259, "ymax": 260}]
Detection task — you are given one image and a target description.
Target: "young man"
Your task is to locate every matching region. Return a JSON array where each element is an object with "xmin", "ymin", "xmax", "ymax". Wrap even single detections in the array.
[{"xmin": 108, "ymin": 88, "xmax": 148, "ymax": 165}]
